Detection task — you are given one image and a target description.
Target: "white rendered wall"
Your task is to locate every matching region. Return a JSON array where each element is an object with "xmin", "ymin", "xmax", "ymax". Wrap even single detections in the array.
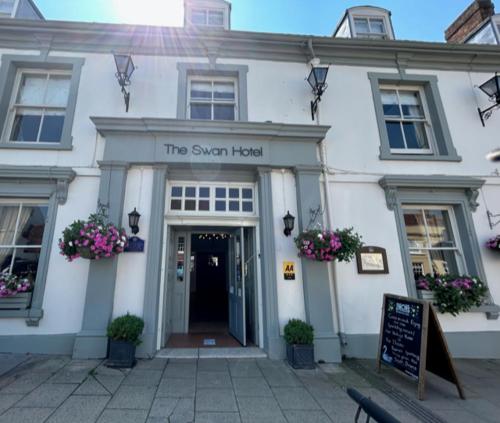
[
  {"xmin": 270, "ymin": 170, "xmax": 306, "ymax": 332},
  {"xmin": 113, "ymin": 167, "xmax": 154, "ymax": 318}
]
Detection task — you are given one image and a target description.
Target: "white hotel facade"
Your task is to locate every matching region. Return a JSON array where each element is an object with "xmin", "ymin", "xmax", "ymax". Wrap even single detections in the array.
[{"xmin": 0, "ymin": 0, "xmax": 499, "ymax": 362}]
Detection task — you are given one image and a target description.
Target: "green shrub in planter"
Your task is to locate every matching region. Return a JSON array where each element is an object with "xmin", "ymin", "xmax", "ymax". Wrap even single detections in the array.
[
  {"xmin": 284, "ymin": 319, "xmax": 315, "ymax": 369},
  {"xmin": 106, "ymin": 314, "xmax": 144, "ymax": 368}
]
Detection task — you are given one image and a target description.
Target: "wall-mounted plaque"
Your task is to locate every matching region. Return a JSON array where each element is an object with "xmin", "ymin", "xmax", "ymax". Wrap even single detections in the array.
[
  {"xmin": 283, "ymin": 261, "xmax": 296, "ymax": 280},
  {"xmin": 124, "ymin": 236, "xmax": 145, "ymax": 253},
  {"xmin": 356, "ymin": 246, "xmax": 388, "ymax": 274}
]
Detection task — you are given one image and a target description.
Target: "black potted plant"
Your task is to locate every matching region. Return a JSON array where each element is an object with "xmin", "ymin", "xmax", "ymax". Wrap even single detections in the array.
[
  {"xmin": 284, "ymin": 318, "xmax": 315, "ymax": 369},
  {"xmin": 106, "ymin": 313, "xmax": 144, "ymax": 368}
]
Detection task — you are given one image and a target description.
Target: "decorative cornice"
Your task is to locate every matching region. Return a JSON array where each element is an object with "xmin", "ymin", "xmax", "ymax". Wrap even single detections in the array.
[
  {"xmin": 90, "ymin": 117, "xmax": 331, "ymax": 144},
  {"xmin": 1, "ymin": 19, "xmax": 500, "ymax": 71}
]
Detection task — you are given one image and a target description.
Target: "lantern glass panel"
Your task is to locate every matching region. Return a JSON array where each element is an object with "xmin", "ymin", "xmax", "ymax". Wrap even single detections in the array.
[
  {"xmin": 479, "ymin": 75, "xmax": 500, "ymax": 98},
  {"xmin": 283, "ymin": 212, "xmax": 295, "ymax": 231},
  {"xmin": 307, "ymin": 69, "xmax": 317, "ymax": 90},
  {"xmin": 128, "ymin": 209, "xmax": 140, "ymax": 228},
  {"xmin": 313, "ymin": 67, "xmax": 329, "ymax": 85}
]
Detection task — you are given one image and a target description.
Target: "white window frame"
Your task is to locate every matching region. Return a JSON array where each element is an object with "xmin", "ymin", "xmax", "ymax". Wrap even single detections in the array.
[
  {"xmin": 353, "ymin": 16, "xmax": 388, "ymax": 39},
  {"xmin": 380, "ymin": 84, "xmax": 434, "ymax": 155},
  {"xmin": 190, "ymin": 7, "xmax": 225, "ymax": 27},
  {"xmin": 167, "ymin": 182, "xmax": 257, "ymax": 217},
  {"xmin": 0, "ymin": 199, "xmax": 48, "ymax": 275},
  {"xmin": 0, "ymin": 0, "xmax": 19, "ymax": 18},
  {"xmin": 4, "ymin": 68, "xmax": 72, "ymax": 145},
  {"xmin": 187, "ymin": 75, "xmax": 238, "ymax": 121},
  {"xmin": 402, "ymin": 204, "xmax": 466, "ymax": 278}
]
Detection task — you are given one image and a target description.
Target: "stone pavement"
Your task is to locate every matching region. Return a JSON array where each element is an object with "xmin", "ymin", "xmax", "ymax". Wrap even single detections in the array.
[{"xmin": 0, "ymin": 354, "xmax": 499, "ymax": 422}]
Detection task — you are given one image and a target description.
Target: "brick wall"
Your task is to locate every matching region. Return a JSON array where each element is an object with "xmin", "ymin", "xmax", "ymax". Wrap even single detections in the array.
[{"xmin": 445, "ymin": 0, "xmax": 495, "ymax": 43}]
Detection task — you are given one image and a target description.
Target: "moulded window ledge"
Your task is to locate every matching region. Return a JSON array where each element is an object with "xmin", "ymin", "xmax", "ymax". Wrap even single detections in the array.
[
  {"xmin": 0, "ymin": 138, "xmax": 73, "ymax": 151},
  {"xmin": 379, "ymin": 151, "xmax": 462, "ymax": 162},
  {"xmin": 0, "ymin": 307, "xmax": 44, "ymax": 325}
]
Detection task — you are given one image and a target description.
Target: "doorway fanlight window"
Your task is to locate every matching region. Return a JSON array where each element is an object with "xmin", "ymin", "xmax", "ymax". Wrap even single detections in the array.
[{"xmin": 168, "ymin": 183, "xmax": 255, "ymax": 215}]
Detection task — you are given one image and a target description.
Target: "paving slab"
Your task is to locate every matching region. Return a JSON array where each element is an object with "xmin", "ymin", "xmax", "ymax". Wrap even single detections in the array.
[
  {"xmin": 283, "ymin": 410, "xmax": 333, "ymax": 423},
  {"xmin": 46, "ymin": 395, "xmax": 109, "ymax": 423},
  {"xmin": 93, "ymin": 374, "xmax": 124, "ymax": 394},
  {"xmin": 196, "ymin": 388, "xmax": 238, "ymax": 412},
  {"xmin": 121, "ymin": 369, "xmax": 162, "ymax": 386},
  {"xmin": 228, "ymin": 360, "xmax": 262, "ymax": 378},
  {"xmin": 272, "ymin": 386, "xmax": 321, "ymax": 410},
  {"xmin": 0, "ymin": 407, "xmax": 54, "ymax": 423},
  {"xmin": 197, "ymin": 370, "xmax": 232, "ymax": 388},
  {"xmin": 106, "ymin": 385, "xmax": 156, "ymax": 410},
  {"xmin": 197, "ymin": 359, "xmax": 229, "ymax": 372},
  {"xmin": 169, "ymin": 398, "xmax": 195, "ymax": 422},
  {"xmin": 148, "ymin": 397, "xmax": 179, "ymax": 418},
  {"xmin": 74, "ymin": 376, "xmax": 112, "ymax": 396},
  {"xmin": 156, "ymin": 377, "xmax": 196, "ymax": 398},
  {"xmin": 0, "ymin": 354, "xmax": 30, "ymax": 377},
  {"xmin": 232, "ymin": 377, "xmax": 272, "ymax": 397},
  {"xmin": 0, "ymin": 394, "xmax": 23, "ymax": 414},
  {"xmin": 236, "ymin": 396, "xmax": 286, "ymax": 423},
  {"xmin": 49, "ymin": 360, "xmax": 101, "ymax": 384},
  {"xmin": 0, "ymin": 371, "xmax": 53, "ymax": 394},
  {"xmin": 195, "ymin": 412, "xmax": 242, "ymax": 423},
  {"xmin": 164, "ymin": 362, "xmax": 197, "ymax": 379},
  {"xmin": 135, "ymin": 358, "xmax": 168, "ymax": 371},
  {"xmin": 15, "ymin": 383, "xmax": 78, "ymax": 408},
  {"xmin": 97, "ymin": 408, "xmax": 148, "ymax": 423}
]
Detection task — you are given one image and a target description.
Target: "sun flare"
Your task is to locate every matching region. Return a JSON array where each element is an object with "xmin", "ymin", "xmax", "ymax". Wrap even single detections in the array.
[{"xmin": 111, "ymin": 0, "xmax": 184, "ymax": 26}]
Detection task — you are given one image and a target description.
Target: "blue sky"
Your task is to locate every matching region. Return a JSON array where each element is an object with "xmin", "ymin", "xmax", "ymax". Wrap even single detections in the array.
[{"xmin": 34, "ymin": 0, "xmax": 473, "ymax": 42}]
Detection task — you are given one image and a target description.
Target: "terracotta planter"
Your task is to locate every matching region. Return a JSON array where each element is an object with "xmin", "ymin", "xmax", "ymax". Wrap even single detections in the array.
[{"xmin": 0, "ymin": 292, "xmax": 32, "ymax": 310}]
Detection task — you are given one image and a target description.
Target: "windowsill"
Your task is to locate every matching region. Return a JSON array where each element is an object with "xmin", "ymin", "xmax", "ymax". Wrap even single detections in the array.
[
  {"xmin": 0, "ymin": 140, "xmax": 73, "ymax": 151},
  {"xmin": 0, "ymin": 307, "xmax": 43, "ymax": 323},
  {"xmin": 380, "ymin": 152, "xmax": 462, "ymax": 162}
]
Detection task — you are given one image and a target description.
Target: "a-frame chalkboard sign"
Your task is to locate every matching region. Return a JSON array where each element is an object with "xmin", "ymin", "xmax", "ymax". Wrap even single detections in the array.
[{"xmin": 377, "ymin": 294, "xmax": 465, "ymax": 401}]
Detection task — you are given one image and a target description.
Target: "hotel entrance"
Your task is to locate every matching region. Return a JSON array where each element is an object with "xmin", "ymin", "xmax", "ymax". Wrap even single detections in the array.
[{"xmin": 163, "ymin": 227, "xmax": 259, "ymax": 349}]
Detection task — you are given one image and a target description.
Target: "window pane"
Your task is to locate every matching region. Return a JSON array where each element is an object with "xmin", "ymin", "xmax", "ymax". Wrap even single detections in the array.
[
  {"xmin": 215, "ymin": 200, "xmax": 226, "ymax": 211},
  {"xmin": 190, "ymin": 103, "xmax": 211, "ymax": 120},
  {"xmin": 17, "ymin": 74, "xmax": 46, "ymax": 105},
  {"xmin": 381, "ymin": 90, "xmax": 400, "ymax": 117},
  {"xmin": 0, "ymin": 205, "xmax": 20, "ymax": 245},
  {"xmin": 12, "ymin": 247, "xmax": 41, "ymax": 278},
  {"xmin": 214, "ymin": 104, "xmax": 235, "ymax": 121},
  {"xmin": 369, "ymin": 18, "xmax": 385, "ymax": 34},
  {"xmin": 242, "ymin": 201, "xmax": 253, "ymax": 212},
  {"xmin": 430, "ymin": 249, "xmax": 459, "ymax": 276},
  {"xmin": 411, "ymin": 256, "xmax": 430, "ymax": 280},
  {"xmin": 403, "ymin": 209, "xmax": 429, "ymax": 248},
  {"xmin": 242, "ymin": 188, "xmax": 252, "ymax": 199},
  {"xmin": 15, "ymin": 205, "xmax": 47, "ymax": 246},
  {"xmin": 199, "ymin": 187, "xmax": 210, "ymax": 198},
  {"xmin": 214, "ymin": 82, "xmax": 235, "ymax": 100},
  {"xmin": 425, "ymin": 210, "xmax": 456, "ymax": 248},
  {"xmin": 185, "ymin": 187, "xmax": 196, "ymax": 198},
  {"xmin": 399, "ymin": 91, "xmax": 424, "ymax": 118},
  {"xmin": 45, "ymin": 75, "xmax": 71, "ymax": 107},
  {"xmin": 403, "ymin": 122, "xmax": 429, "ymax": 150},
  {"xmin": 354, "ymin": 18, "xmax": 369, "ymax": 33},
  {"xmin": 198, "ymin": 200, "xmax": 210, "ymax": 211},
  {"xmin": 229, "ymin": 201, "xmax": 239, "ymax": 211},
  {"xmin": 190, "ymin": 81, "xmax": 212, "ymax": 100},
  {"xmin": 215, "ymin": 188, "xmax": 226, "ymax": 198},
  {"xmin": 10, "ymin": 113, "xmax": 41, "ymax": 142},
  {"xmin": 0, "ymin": 0, "xmax": 14, "ymax": 14},
  {"xmin": 0, "ymin": 248, "xmax": 13, "ymax": 274},
  {"xmin": 191, "ymin": 9, "xmax": 206, "ymax": 24},
  {"xmin": 208, "ymin": 10, "xmax": 224, "ymax": 25},
  {"xmin": 171, "ymin": 187, "xmax": 183, "ymax": 197},
  {"xmin": 39, "ymin": 113, "xmax": 65, "ymax": 143},
  {"xmin": 185, "ymin": 200, "xmax": 196, "ymax": 211},
  {"xmin": 386, "ymin": 122, "xmax": 405, "ymax": 149},
  {"xmin": 229, "ymin": 188, "xmax": 239, "ymax": 198},
  {"xmin": 170, "ymin": 199, "xmax": 182, "ymax": 210}
]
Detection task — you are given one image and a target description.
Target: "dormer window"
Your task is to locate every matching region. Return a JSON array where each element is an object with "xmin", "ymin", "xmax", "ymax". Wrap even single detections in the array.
[
  {"xmin": 0, "ymin": 0, "xmax": 15, "ymax": 17},
  {"xmin": 353, "ymin": 16, "xmax": 387, "ymax": 39},
  {"xmin": 191, "ymin": 8, "xmax": 224, "ymax": 27}
]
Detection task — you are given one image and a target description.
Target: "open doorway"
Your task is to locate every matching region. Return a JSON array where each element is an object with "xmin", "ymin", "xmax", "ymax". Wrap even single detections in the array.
[{"xmin": 164, "ymin": 227, "xmax": 259, "ymax": 349}]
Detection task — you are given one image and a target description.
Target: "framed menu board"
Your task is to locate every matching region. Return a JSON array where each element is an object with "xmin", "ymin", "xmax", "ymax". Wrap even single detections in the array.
[
  {"xmin": 377, "ymin": 294, "xmax": 465, "ymax": 401},
  {"xmin": 356, "ymin": 246, "xmax": 388, "ymax": 274}
]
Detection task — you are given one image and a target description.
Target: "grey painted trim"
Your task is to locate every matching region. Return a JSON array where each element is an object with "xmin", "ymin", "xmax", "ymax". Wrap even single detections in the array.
[
  {"xmin": 257, "ymin": 167, "xmax": 283, "ymax": 359},
  {"xmin": 0, "ymin": 334, "xmax": 76, "ymax": 355},
  {"xmin": 73, "ymin": 162, "xmax": 129, "ymax": 359},
  {"xmin": 176, "ymin": 62, "xmax": 248, "ymax": 121},
  {"xmin": 368, "ymin": 72, "xmax": 461, "ymax": 162},
  {"xmin": 0, "ymin": 165, "xmax": 75, "ymax": 324},
  {"xmin": 0, "ymin": 54, "xmax": 84, "ymax": 151},
  {"xmin": 91, "ymin": 117, "xmax": 330, "ymax": 143},
  {"xmin": 2, "ymin": 20, "xmax": 500, "ymax": 71},
  {"xmin": 137, "ymin": 164, "xmax": 168, "ymax": 358},
  {"xmin": 343, "ymin": 332, "xmax": 500, "ymax": 359},
  {"xmin": 168, "ymin": 168, "xmax": 256, "ymax": 183},
  {"xmin": 294, "ymin": 167, "xmax": 341, "ymax": 363},
  {"xmin": 379, "ymin": 175, "xmax": 499, "ymax": 320}
]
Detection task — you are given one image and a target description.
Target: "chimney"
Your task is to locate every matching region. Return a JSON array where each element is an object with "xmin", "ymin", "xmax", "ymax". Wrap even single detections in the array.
[{"xmin": 445, "ymin": 0, "xmax": 495, "ymax": 43}]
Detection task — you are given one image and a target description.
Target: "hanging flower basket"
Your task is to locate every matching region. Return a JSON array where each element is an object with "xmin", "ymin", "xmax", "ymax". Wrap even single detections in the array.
[
  {"xmin": 59, "ymin": 208, "xmax": 128, "ymax": 262},
  {"xmin": 294, "ymin": 227, "xmax": 362, "ymax": 263},
  {"xmin": 0, "ymin": 273, "xmax": 33, "ymax": 310},
  {"xmin": 416, "ymin": 275, "xmax": 488, "ymax": 316},
  {"xmin": 486, "ymin": 235, "xmax": 500, "ymax": 252}
]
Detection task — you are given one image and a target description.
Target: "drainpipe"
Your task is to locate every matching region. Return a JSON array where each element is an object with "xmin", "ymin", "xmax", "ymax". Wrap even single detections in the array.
[{"xmin": 309, "ymin": 50, "xmax": 347, "ymax": 347}]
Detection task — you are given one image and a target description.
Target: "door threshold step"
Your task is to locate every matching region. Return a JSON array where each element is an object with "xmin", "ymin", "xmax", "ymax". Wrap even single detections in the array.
[{"xmin": 156, "ymin": 347, "xmax": 267, "ymax": 359}]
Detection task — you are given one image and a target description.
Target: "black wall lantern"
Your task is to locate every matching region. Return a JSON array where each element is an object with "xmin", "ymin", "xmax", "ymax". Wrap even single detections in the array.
[
  {"xmin": 487, "ymin": 148, "xmax": 500, "ymax": 162},
  {"xmin": 114, "ymin": 54, "xmax": 136, "ymax": 112},
  {"xmin": 283, "ymin": 211, "xmax": 295, "ymax": 237},
  {"xmin": 307, "ymin": 65, "xmax": 329, "ymax": 121},
  {"xmin": 128, "ymin": 208, "xmax": 141, "ymax": 235},
  {"xmin": 478, "ymin": 73, "xmax": 500, "ymax": 126}
]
